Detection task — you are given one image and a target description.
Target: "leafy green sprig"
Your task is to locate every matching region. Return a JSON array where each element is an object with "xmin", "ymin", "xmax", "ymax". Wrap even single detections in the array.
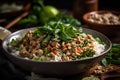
[
  {"xmin": 33, "ymin": 21, "xmax": 82, "ymax": 43},
  {"xmin": 18, "ymin": 0, "xmax": 81, "ymax": 26},
  {"xmin": 101, "ymin": 44, "xmax": 120, "ymax": 66}
]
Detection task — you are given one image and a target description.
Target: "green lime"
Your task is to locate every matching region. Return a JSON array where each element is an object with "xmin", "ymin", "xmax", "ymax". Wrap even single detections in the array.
[
  {"xmin": 43, "ymin": 5, "xmax": 59, "ymax": 17},
  {"xmin": 39, "ymin": 5, "xmax": 59, "ymax": 24}
]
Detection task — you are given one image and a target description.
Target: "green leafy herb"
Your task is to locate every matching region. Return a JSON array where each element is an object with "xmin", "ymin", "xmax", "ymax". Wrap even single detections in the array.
[
  {"xmin": 32, "ymin": 56, "xmax": 42, "ymax": 61},
  {"xmin": 77, "ymin": 48, "xmax": 95, "ymax": 60},
  {"xmin": 9, "ymin": 39, "xmax": 19, "ymax": 46},
  {"xmin": 18, "ymin": 14, "xmax": 38, "ymax": 25},
  {"xmin": 33, "ymin": 28, "xmax": 42, "ymax": 37},
  {"xmin": 33, "ymin": 21, "xmax": 82, "ymax": 43},
  {"xmin": 41, "ymin": 34, "xmax": 51, "ymax": 47},
  {"xmin": 95, "ymin": 37, "xmax": 104, "ymax": 44},
  {"xmin": 101, "ymin": 44, "xmax": 120, "ymax": 66},
  {"xmin": 43, "ymin": 48, "xmax": 50, "ymax": 56},
  {"xmin": 47, "ymin": 13, "xmax": 81, "ymax": 27},
  {"xmin": 83, "ymin": 39, "xmax": 88, "ymax": 47},
  {"xmin": 72, "ymin": 45, "xmax": 76, "ymax": 48},
  {"xmin": 101, "ymin": 58, "xmax": 111, "ymax": 67}
]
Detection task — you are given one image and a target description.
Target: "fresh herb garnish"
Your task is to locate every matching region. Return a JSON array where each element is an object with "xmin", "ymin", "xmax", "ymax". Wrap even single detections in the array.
[
  {"xmin": 33, "ymin": 21, "xmax": 82, "ymax": 43},
  {"xmin": 77, "ymin": 48, "xmax": 95, "ymax": 60},
  {"xmin": 83, "ymin": 39, "xmax": 88, "ymax": 47},
  {"xmin": 101, "ymin": 44, "xmax": 120, "ymax": 66},
  {"xmin": 101, "ymin": 58, "xmax": 110, "ymax": 67},
  {"xmin": 95, "ymin": 37, "xmax": 104, "ymax": 44},
  {"xmin": 43, "ymin": 48, "xmax": 50, "ymax": 56},
  {"xmin": 9, "ymin": 39, "xmax": 19, "ymax": 46},
  {"xmin": 32, "ymin": 56, "xmax": 42, "ymax": 61}
]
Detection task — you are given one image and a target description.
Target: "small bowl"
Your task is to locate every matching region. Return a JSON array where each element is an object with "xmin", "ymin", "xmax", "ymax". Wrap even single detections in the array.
[{"xmin": 83, "ymin": 10, "xmax": 120, "ymax": 37}]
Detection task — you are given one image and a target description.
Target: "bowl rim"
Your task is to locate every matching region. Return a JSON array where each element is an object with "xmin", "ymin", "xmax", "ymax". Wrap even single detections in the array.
[
  {"xmin": 83, "ymin": 10, "xmax": 120, "ymax": 26},
  {"xmin": 2, "ymin": 27, "xmax": 112, "ymax": 63}
]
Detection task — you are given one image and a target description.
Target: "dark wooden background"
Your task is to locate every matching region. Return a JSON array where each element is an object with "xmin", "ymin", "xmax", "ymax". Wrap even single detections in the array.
[
  {"xmin": 44, "ymin": 0, "xmax": 120, "ymax": 11},
  {"xmin": 0, "ymin": 0, "xmax": 119, "ymax": 11}
]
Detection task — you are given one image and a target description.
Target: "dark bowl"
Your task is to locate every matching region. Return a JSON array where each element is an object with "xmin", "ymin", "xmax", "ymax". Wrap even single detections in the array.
[
  {"xmin": 2, "ymin": 27, "xmax": 112, "ymax": 76},
  {"xmin": 83, "ymin": 10, "xmax": 120, "ymax": 37}
]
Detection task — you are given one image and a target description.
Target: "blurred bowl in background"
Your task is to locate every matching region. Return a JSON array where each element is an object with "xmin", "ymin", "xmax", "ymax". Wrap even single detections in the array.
[
  {"xmin": 0, "ymin": 1, "xmax": 31, "ymax": 18},
  {"xmin": 83, "ymin": 10, "xmax": 120, "ymax": 37}
]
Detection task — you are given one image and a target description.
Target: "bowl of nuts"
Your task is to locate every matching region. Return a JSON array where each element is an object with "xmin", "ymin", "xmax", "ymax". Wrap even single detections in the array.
[{"xmin": 83, "ymin": 10, "xmax": 120, "ymax": 37}]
